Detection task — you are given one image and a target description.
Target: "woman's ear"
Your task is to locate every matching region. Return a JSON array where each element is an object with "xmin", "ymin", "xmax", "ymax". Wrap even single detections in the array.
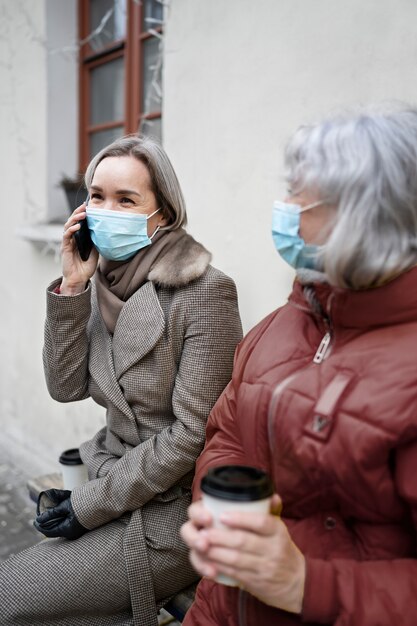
[{"xmin": 157, "ymin": 208, "xmax": 170, "ymax": 228}]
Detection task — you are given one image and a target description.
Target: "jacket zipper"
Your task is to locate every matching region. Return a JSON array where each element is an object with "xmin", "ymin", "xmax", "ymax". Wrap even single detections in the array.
[
  {"xmin": 267, "ymin": 330, "xmax": 333, "ymax": 462},
  {"xmin": 313, "ymin": 331, "xmax": 331, "ymax": 363}
]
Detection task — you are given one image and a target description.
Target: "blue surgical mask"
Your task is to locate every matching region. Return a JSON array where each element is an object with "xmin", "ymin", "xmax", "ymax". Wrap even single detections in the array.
[
  {"xmin": 86, "ymin": 207, "xmax": 161, "ymax": 261},
  {"xmin": 271, "ymin": 200, "xmax": 322, "ymax": 269}
]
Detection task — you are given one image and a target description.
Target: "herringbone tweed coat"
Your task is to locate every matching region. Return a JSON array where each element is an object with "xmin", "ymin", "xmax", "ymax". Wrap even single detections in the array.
[{"xmin": 0, "ymin": 234, "xmax": 242, "ymax": 626}]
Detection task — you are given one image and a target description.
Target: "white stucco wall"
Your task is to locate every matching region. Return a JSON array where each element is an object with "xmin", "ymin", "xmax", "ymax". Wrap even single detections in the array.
[
  {"xmin": 2, "ymin": 0, "xmax": 417, "ymax": 472},
  {"xmin": 0, "ymin": 0, "xmax": 104, "ymax": 473},
  {"xmin": 163, "ymin": 0, "xmax": 417, "ymax": 333}
]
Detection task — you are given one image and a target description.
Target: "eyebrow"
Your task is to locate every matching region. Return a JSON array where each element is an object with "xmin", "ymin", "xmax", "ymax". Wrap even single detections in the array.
[{"xmin": 90, "ymin": 185, "xmax": 144, "ymax": 199}]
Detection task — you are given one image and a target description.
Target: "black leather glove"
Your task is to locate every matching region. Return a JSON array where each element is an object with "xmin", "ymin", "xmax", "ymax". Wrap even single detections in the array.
[{"xmin": 34, "ymin": 488, "xmax": 87, "ymax": 540}]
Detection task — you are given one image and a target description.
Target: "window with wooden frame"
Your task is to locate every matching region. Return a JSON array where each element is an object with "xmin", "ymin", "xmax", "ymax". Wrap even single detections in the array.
[{"xmin": 78, "ymin": 0, "xmax": 163, "ymax": 171}]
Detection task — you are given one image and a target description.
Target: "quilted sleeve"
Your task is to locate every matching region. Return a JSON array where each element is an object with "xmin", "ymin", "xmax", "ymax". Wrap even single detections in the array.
[{"xmin": 190, "ymin": 378, "xmax": 248, "ymax": 500}]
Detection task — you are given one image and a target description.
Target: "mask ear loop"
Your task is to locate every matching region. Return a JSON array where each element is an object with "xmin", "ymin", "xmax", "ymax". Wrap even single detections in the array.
[
  {"xmin": 148, "ymin": 207, "xmax": 162, "ymax": 239},
  {"xmin": 299, "ymin": 200, "xmax": 323, "ymax": 212},
  {"xmin": 147, "ymin": 207, "xmax": 161, "ymax": 219},
  {"xmin": 150, "ymin": 225, "xmax": 160, "ymax": 240}
]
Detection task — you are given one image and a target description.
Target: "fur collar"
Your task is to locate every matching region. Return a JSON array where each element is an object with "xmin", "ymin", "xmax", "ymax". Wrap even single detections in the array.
[
  {"xmin": 296, "ymin": 267, "xmax": 329, "ymax": 285},
  {"xmin": 147, "ymin": 232, "xmax": 212, "ymax": 288}
]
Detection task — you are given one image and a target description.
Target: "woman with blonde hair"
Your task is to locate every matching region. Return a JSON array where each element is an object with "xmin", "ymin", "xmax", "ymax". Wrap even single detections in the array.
[{"xmin": 0, "ymin": 134, "xmax": 242, "ymax": 625}]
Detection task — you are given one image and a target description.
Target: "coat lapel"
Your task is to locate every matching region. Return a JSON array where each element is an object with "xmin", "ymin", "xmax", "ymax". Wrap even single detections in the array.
[
  {"xmin": 89, "ymin": 282, "xmax": 165, "ymax": 422},
  {"xmin": 89, "ymin": 296, "xmax": 137, "ymax": 422},
  {"xmin": 112, "ymin": 281, "xmax": 165, "ymax": 380}
]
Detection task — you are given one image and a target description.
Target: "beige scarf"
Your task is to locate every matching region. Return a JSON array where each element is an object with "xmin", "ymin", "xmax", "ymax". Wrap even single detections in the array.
[{"xmin": 95, "ymin": 228, "xmax": 187, "ymax": 333}]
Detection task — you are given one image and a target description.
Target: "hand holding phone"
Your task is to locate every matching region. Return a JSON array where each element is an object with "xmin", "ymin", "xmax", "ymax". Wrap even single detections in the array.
[{"xmin": 73, "ymin": 197, "xmax": 94, "ymax": 261}]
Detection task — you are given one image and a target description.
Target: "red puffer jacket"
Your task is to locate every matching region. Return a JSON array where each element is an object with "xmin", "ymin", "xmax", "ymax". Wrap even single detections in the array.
[{"xmin": 184, "ymin": 267, "xmax": 417, "ymax": 626}]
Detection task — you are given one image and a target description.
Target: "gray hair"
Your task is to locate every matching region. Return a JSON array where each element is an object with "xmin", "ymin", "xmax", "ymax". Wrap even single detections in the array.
[
  {"xmin": 285, "ymin": 104, "xmax": 417, "ymax": 289},
  {"xmin": 85, "ymin": 134, "xmax": 187, "ymax": 230}
]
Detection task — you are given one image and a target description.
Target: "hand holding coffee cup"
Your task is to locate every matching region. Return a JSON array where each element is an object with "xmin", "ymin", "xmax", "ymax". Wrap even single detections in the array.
[
  {"xmin": 182, "ymin": 465, "xmax": 306, "ymax": 613},
  {"xmin": 200, "ymin": 465, "xmax": 274, "ymax": 586}
]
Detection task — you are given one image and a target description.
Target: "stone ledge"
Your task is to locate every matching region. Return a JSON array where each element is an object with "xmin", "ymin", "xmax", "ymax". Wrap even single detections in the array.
[
  {"xmin": 27, "ymin": 472, "xmax": 63, "ymax": 504},
  {"xmin": 16, "ymin": 222, "xmax": 63, "ymax": 260}
]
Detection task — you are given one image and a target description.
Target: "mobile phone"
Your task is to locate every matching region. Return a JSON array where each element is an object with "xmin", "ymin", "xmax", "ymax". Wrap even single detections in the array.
[{"xmin": 73, "ymin": 197, "xmax": 93, "ymax": 261}]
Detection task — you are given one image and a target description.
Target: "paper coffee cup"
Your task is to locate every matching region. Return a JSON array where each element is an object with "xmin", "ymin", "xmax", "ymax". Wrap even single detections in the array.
[
  {"xmin": 59, "ymin": 448, "xmax": 89, "ymax": 490},
  {"xmin": 201, "ymin": 465, "xmax": 274, "ymax": 587}
]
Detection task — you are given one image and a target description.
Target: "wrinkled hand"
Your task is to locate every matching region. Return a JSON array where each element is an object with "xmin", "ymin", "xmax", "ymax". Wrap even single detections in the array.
[
  {"xmin": 34, "ymin": 488, "xmax": 87, "ymax": 540},
  {"xmin": 180, "ymin": 494, "xmax": 305, "ymax": 614}
]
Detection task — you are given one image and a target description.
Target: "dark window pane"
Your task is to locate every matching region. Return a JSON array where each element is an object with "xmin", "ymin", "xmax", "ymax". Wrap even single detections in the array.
[
  {"xmin": 140, "ymin": 117, "xmax": 162, "ymax": 143},
  {"xmin": 89, "ymin": 0, "xmax": 127, "ymax": 52},
  {"xmin": 90, "ymin": 126, "xmax": 124, "ymax": 158},
  {"xmin": 141, "ymin": 37, "xmax": 162, "ymax": 113},
  {"xmin": 142, "ymin": 0, "xmax": 163, "ymax": 31},
  {"xmin": 90, "ymin": 58, "xmax": 125, "ymax": 125}
]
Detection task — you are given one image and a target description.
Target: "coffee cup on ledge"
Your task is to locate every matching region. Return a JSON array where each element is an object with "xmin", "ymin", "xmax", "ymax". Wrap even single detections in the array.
[
  {"xmin": 201, "ymin": 465, "xmax": 274, "ymax": 587},
  {"xmin": 59, "ymin": 448, "xmax": 88, "ymax": 491}
]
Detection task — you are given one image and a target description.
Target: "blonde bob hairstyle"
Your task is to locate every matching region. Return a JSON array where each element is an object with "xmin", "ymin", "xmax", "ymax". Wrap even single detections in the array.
[
  {"xmin": 285, "ymin": 104, "xmax": 417, "ymax": 289},
  {"xmin": 85, "ymin": 134, "xmax": 187, "ymax": 230}
]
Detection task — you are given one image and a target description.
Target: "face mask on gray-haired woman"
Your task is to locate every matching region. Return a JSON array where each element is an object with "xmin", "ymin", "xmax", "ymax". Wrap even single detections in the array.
[{"xmin": 271, "ymin": 200, "xmax": 323, "ymax": 269}]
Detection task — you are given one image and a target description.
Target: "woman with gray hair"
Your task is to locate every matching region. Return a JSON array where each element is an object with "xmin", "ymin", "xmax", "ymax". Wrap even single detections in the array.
[
  {"xmin": 0, "ymin": 134, "xmax": 242, "ymax": 625},
  {"xmin": 181, "ymin": 105, "xmax": 417, "ymax": 626}
]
